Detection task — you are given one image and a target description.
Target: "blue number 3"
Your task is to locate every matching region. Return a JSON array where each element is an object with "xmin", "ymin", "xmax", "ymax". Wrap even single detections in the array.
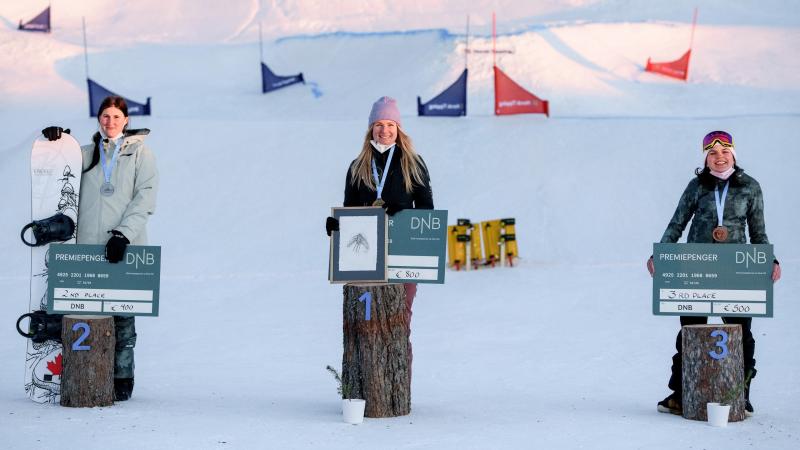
[
  {"xmin": 708, "ymin": 329, "xmax": 728, "ymax": 360},
  {"xmin": 72, "ymin": 322, "xmax": 91, "ymax": 351}
]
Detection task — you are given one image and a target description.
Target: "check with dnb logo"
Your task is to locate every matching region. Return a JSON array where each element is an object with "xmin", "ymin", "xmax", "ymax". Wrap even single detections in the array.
[
  {"xmin": 388, "ymin": 209, "xmax": 447, "ymax": 284},
  {"xmin": 47, "ymin": 244, "xmax": 161, "ymax": 316},
  {"xmin": 652, "ymin": 243, "xmax": 773, "ymax": 317}
]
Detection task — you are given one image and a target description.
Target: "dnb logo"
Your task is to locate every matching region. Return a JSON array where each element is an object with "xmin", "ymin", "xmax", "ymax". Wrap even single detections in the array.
[
  {"xmin": 410, "ymin": 213, "xmax": 441, "ymax": 235},
  {"xmin": 735, "ymin": 248, "xmax": 767, "ymax": 269},
  {"xmin": 126, "ymin": 248, "xmax": 156, "ymax": 269}
]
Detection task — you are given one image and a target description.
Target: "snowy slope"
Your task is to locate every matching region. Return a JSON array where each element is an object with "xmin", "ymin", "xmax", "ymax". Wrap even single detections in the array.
[{"xmin": 1, "ymin": 1, "xmax": 799, "ymax": 449}]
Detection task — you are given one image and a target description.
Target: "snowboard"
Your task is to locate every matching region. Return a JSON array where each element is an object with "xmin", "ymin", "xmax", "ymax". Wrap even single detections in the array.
[
  {"xmin": 499, "ymin": 218, "xmax": 518, "ymax": 267},
  {"xmin": 481, "ymin": 220, "xmax": 502, "ymax": 267},
  {"xmin": 447, "ymin": 219, "xmax": 482, "ymax": 270},
  {"xmin": 23, "ymin": 133, "xmax": 82, "ymax": 403},
  {"xmin": 447, "ymin": 220, "xmax": 469, "ymax": 270},
  {"xmin": 447, "ymin": 225, "xmax": 463, "ymax": 269}
]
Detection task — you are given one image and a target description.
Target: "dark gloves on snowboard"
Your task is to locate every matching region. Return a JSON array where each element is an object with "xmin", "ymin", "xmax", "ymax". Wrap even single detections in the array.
[
  {"xmin": 106, "ymin": 230, "xmax": 129, "ymax": 263},
  {"xmin": 383, "ymin": 203, "xmax": 403, "ymax": 216},
  {"xmin": 326, "ymin": 217, "xmax": 339, "ymax": 236},
  {"xmin": 41, "ymin": 126, "xmax": 70, "ymax": 141}
]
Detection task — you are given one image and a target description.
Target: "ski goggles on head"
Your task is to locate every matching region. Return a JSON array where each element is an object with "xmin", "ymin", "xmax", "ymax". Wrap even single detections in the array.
[{"xmin": 702, "ymin": 131, "xmax": 734, "ymax": 151}]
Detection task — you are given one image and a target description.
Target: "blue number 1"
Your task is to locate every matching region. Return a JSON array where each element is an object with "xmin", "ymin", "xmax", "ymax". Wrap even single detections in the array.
[
  {"xmin": 358, "ymin": 292, "xmax": 372, "ymax": 321},
  {"xmin": 71, "ymin": 322, "xmax": 91, "ymax": 351},
  {"xmin": 708, "ymin": 329, "xmax": 729, "ymax": 360}
]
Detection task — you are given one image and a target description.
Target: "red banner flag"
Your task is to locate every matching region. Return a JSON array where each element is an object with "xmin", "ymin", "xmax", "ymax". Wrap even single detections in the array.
[
  {"xmin": 645, "ymin": 49, "xmax": 692, "ymax": 81},
  {"xmin": 493, "ymin": 66, "xmax": 549, "ymax": 116}
]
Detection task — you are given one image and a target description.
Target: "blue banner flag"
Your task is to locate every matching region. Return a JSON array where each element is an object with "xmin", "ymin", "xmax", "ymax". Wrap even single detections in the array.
[
  {"xmin": 417, "ymin": 69, "xmax": 467, "ymax": 117},
  {"xmin": 261, "ymin": 63, "xmax": 304, "ymax": 93},
  {"xmin": 87, "ymin": 79, "xmax": 151, "ymax": 117},
  {"xmin": 18, "ymin": 6, "xmax": 50, "ymax": 33}
]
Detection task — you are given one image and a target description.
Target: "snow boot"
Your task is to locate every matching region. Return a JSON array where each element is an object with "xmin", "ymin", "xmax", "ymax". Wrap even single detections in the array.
[
  {"xmin": 114, "ymin": 378, "xmax": 134, "ymax": 401},
  {"xmin": 745, "ymin": 367, "xmax": 756, "ymax": 417},
  {"xmin": 657, "ymin": 392, "xmax": 682, "ymax": 415}
]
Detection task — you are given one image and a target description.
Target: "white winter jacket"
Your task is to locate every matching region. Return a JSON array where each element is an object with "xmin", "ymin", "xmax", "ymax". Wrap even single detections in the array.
[{"xmin": 77, "ymin": 129, "xmax": 158, "ymax": 245}]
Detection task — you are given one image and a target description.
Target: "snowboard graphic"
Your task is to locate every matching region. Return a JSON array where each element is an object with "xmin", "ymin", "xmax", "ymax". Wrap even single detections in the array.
[{"xmin": 23, "ymin": 134, "xmax": 82, "ymax": 403}]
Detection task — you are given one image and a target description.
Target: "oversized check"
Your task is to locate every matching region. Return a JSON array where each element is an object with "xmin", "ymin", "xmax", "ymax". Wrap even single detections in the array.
[
  {"xmin": 47, "ymin": 244, "xmax": 161, "ymax": 316},
  {"xmin": 388, "ymin": 209, "xmax": 447, "ymax": 284},
  {"xmin": 652, "ymin": 243, "xmax": 773, "ymax": 317}
]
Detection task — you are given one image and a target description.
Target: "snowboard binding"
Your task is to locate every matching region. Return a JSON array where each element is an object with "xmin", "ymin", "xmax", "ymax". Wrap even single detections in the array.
[
  {"xmin": 20, "ymin": 213, "xmax": 75, "ymax": 247},
  {"xmin": 16, "ymin": 311, "xmax": 64, "ymax": 343}
]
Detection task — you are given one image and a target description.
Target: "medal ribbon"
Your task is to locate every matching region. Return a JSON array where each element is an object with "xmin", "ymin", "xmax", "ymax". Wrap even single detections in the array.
[
  {"xmin": 714, "ymin": 181, "xmax": 730, "ymax": 227},
  {"xmin": 100, "ymin": 139, "xmax": 122, "ymax": 185},
  {"xmin": 371, "ymin": 145, "xmax": 395, "ymax": 202}
]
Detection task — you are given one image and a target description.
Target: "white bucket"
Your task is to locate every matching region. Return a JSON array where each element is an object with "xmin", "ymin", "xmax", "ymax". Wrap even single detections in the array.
[
  {"xmin": 707, "ymin": 402, "xmax": 731, "ymax": 427},
  {"xmin": 342, "ymin": 399, "xmax": 366, "ymax": 424}
]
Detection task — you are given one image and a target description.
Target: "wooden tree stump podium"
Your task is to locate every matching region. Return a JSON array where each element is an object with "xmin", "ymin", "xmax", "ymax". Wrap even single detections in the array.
[
  {"xmin": 342, "ymin": 284, "xmax": 410, "ymax": 418},
  {"xmin": 60, "ymin": 315, "xmax": 115, "ymax": 408},
  {"xmin": 682, "ymin": 324, "xmax": 745, "ymax": 422}
]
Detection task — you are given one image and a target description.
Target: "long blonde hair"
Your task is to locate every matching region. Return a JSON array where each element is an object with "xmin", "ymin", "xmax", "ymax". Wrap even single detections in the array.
[{"xmin": 349, "ymin": 126, "xmax": 426, "ymax": 193}]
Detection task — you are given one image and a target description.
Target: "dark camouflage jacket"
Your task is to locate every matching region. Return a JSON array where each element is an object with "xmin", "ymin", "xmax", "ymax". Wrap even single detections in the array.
[{"xmin": 660, "ymin": 168, "xmax": 769, "ymax": 244}]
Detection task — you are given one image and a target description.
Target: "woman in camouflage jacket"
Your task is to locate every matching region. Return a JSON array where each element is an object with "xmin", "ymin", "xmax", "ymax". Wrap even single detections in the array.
[{"xmin": 648, "ymin": 130, "xmax": 780, "ymax": 417}]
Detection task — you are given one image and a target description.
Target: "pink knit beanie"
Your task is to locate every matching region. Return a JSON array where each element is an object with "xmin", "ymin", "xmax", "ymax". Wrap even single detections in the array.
[{"xmin": 368, "ymin": 96, "xmax": 402, "ymax": 128}]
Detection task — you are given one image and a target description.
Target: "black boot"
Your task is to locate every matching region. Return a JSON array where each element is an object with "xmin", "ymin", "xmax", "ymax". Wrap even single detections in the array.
[
  {"xmin": 657, "ymin": 392, "xmax": 682, "ymax": 415},
  {"xmin": 744, "ymin": 381, "xmax": 754, "ymax": 417},
  {"xmin": 744, "ymin": 367, "xmax": 756, "ymax": 417},
  {"xmin": 114, "ymin": 378, "xmax": 134, "ymax": 401}
]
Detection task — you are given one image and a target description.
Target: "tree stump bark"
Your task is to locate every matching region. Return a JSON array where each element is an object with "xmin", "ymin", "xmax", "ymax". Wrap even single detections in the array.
[
  {"xmin": 60, "ymin": 315, "xmax": 115, "ymax": 408},
  {"xmin": 342, "ymin": 284, "xmax": 410, "ymax": 418},
  {"xmin": 682, "ymin": 324, "xmax": 745, "ymax": 422}
]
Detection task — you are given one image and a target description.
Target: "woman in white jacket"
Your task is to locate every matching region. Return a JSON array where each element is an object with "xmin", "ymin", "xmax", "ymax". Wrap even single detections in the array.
[{"xmin": 42, "ymin": 95, "xmax": 158, "ymax": 401}]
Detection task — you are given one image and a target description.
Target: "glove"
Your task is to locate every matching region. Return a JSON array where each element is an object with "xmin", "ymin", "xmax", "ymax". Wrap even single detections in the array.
[
  {"xmin": 41, "ymin": 126, "xmax": 70, "ymax": 141},
  {"xmin": 383, "ymin": 203, "xmax": 403, "ymax": 216},
  {"xmin": 106, "ymin": 230, "xmax": 130, "ymax": 263},
  {"xmin": 326, "ymin": 217, "xmax": 339, "ymax": 236}
]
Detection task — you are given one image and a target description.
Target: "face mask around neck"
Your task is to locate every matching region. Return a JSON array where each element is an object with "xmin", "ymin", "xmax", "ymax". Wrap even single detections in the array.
[
  {"xmin": 99, "ymin": 127, "xmax": 124, "ymax": 142},
  {"xmin": 370, "ymin": 140, "xmax": 395, "ymax": 154}
]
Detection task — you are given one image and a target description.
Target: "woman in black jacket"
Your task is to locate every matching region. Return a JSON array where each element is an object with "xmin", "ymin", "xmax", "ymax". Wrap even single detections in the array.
[
  {"xmin": 327, "ymin": 96, "xmax": 434, "ymax": 374},
  {"xmin": 342, "ymin": 96, "xmax": 433, "ymax": 211}
]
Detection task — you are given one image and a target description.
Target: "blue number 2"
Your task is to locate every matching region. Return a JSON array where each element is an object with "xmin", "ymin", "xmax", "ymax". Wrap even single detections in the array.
[
  {"xmin": 708, "ymin": 329, "xmax": 728, "ymax": 360},
  {"xmin": 71, "ymin": 322, "xmax": 91, "ymax": 351},
  {"xmin": 358, "ymin": 292, "xmax": 372, "ymax": 321}
]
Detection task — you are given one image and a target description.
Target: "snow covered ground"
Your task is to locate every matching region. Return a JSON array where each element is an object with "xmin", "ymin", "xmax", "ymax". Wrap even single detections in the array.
[{"xmin": 1, "ymin": 1, "xmax": 799, "ymax": 448}]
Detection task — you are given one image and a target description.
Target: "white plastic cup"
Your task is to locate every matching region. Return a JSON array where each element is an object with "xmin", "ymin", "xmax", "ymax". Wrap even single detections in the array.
[
  {"xmin": 342, "ymin": 399, "xmax": 366, "ymax": 424},
  {"xmin": 707, "ymin": 402, "xmax": 731, "ymax": 427}
]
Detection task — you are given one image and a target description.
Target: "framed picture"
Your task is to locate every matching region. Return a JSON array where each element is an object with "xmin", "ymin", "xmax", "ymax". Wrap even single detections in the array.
[{"xmin": 329, "ymin": 207, "xmax": 387, "ymax": 283}]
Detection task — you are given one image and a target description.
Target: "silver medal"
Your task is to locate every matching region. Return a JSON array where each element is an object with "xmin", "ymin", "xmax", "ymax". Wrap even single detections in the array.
[{"xmin": 100, "ymin": 182, "xmax": 115, "ymax": 196}]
